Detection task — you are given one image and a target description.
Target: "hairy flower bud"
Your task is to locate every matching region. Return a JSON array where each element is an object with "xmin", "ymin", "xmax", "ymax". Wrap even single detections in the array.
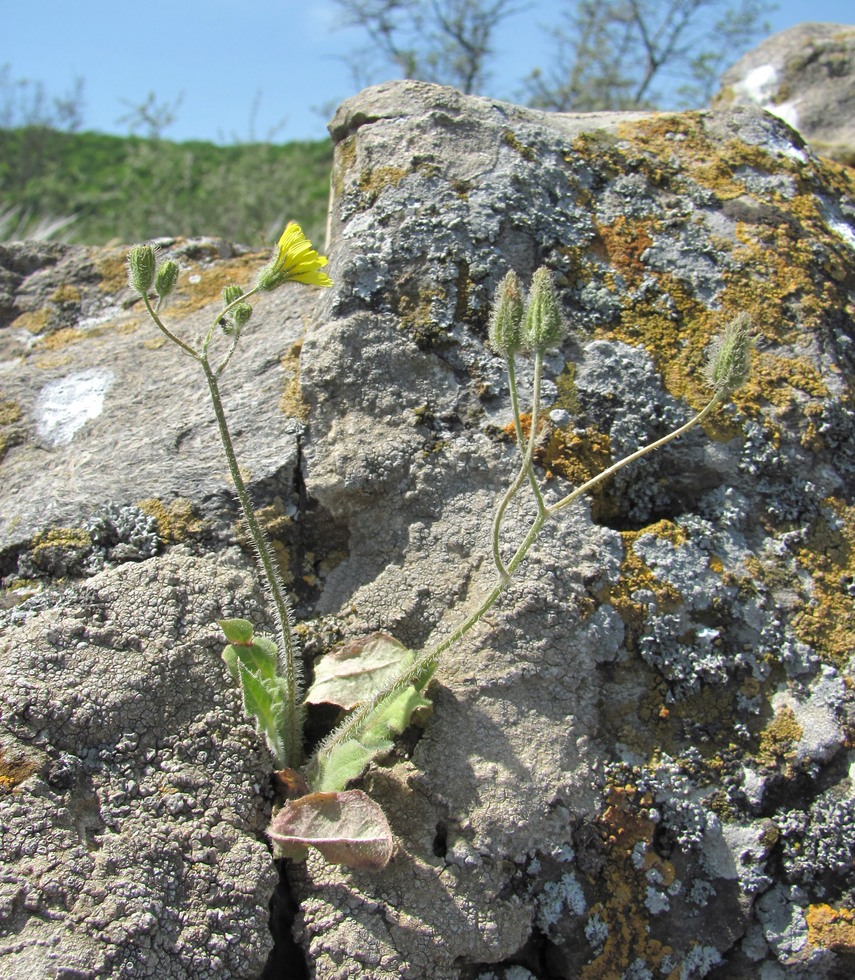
[
  {"xmin": 522, "ymin": 267, "xmax": 565, "ymax": 353},
  {"xmin": 223, "ymin": 284, "xmax": 244, "ymax": 306},
  {"xmin": 704, "ymin": 312, "xmax": 754, "ymax": 397},
  {"xmin": 127, "ymin": 244, "xmax": 157, "ymax": 294},
  {"xmin": 155, "ymin": 259, "xmax": 180, "ymax": 299},
  {"xmin": 488, "ymin": 270, "xmax": 525, "ymax": 356},
  {"xmin": 230, "ymin": 302, "xmax": 253, "ymax": 329}
]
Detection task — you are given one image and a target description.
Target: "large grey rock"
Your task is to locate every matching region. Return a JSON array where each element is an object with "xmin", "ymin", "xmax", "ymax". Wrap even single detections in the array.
[
  {"xmin": 2, "ymin": 79, "xmax": 855, "ymax": 979},
  {"xmin": 714, "ymin": 22, "xmax": 855, "ymax": 164}
]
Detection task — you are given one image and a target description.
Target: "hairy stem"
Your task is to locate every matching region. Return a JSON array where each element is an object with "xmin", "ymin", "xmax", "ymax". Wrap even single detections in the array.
[
  {"xmin": 144, "ymin": 294, "xmax": 199, "ymax": 360},
  {"xmin": 201, "ymin": 356, "xmax": 304, "ymax": 768},
  {"xmin": 314, "ymin": 389, "xmax": 722, "ymax": 765},
  {"xmin": 492, "ymin": 352, "xmax": 547, "ymax": 577}
]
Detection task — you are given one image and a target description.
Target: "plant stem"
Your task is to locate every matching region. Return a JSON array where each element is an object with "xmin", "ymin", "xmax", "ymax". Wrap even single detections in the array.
[
  {"xmin": 201, "ymin": 356, "xmax": 304, "ymax": 768},
  {"xmin": 144, "ymin": 294, "xmax": 199, "ymax": 360},
  {"xmin": 546, "ymin": 392, "xmax": 723, "ymax": 519},
  {"xmin": 492, "ymin": 352, "xmax": 547, "ymax": 578},
  {"xmin": 313, "ymin": 389, "xmax": 723, "ymax": 764}
]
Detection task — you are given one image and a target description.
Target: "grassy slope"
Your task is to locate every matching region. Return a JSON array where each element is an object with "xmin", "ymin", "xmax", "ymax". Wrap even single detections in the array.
[{"xmin": 0, "ymin": 127, "xmax": 333, "ymax": 247}]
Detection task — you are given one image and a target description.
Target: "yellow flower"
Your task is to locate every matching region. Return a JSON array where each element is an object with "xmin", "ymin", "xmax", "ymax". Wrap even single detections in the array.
[{"xmin": 256, "ymin": 222, "xmax": 333, "ymax": 291}]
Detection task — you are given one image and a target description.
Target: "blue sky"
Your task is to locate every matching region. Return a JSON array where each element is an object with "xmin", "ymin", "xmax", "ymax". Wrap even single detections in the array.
[{"xmin": 3, "ymin": 1, "xmax": 853, "ymax": 143}]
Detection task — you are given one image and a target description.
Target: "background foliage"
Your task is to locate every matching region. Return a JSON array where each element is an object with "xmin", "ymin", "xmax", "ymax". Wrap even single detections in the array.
[{"xmin": 0, "ymin": 126, "xmax": 332, "ymax": 247}]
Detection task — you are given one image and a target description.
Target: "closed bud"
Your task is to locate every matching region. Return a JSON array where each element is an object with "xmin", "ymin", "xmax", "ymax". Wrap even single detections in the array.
[
  {"xmin": 704, "ymin": 312, "xmax": 754, "ymax": 397},
  {"xmin": 488, "ymin": 270, "xmax": 525, "ymax": 356},
  {"xmin": 522, "ymin": 267, "xmax": 565, "ymax": 353},
  {"xmin": 155, "ymin": 259, "xmax": 180, "ymax": 299},
  {"xmin": 230, "ymin": 302, "xmax": 253, "ymax": 329},
  {"xmin": 127, "ymin": 244, "xmax": 157, "ymax": 294},
  {"xmin": 223, "ymin": 284, "xmax": 244, "ymax": 306}
]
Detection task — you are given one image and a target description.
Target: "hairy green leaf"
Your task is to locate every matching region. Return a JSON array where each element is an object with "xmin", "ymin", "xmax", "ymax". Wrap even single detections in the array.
[
  {"xmin": 311, "ymin": 684, "xmax": 432, "ymax": 792},
  {"xmin": 235, "ymin": 661, "xmax": 288, "ymax": 767},
  {"xmin": 219, "ymin": 617, "xmax": 255, "ymax": 645},
  {"xmin": 267, "ymin": 789, "xmax": 394, "ymax": 870},
  {"xmin": 222, "ymin": 634, "xmax": 279, "ymax": 684}
]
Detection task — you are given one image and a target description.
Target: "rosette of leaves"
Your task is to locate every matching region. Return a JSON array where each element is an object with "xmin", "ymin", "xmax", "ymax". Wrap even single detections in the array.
[{"xmin": 222, "ymin": 622, "xmax": 430, "ymax": 869}]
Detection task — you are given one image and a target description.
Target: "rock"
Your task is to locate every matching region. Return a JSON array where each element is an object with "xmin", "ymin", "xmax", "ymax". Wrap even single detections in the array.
[
  {"xmin": 2, "ymin": 79, "xmax": 855, "ymax": 979},
  {"xmin": 714, "ymin": 22, "xmax": 855, "ymax": 165}
]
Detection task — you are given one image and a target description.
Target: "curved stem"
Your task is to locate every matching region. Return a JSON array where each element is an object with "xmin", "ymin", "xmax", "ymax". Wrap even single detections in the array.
[
  {"xmin": 546, "ymin": 393, "xmax": 723, "ymax": 519},
  {"xmin": 144, "ymin": 294, "xmax": 199, "ymax": 360},
  {"xmin": 314, "ymin": 388, "xmax": 724, "ymax": 766},
  {"xmin": 201, "ymin": 356, "xmax": 304, "ymax": 767}
]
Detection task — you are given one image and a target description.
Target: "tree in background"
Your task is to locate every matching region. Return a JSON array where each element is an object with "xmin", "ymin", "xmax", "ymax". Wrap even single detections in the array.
[
  {"xmin": 332, "ymin": 0, "xmax": 521, "ymax": 94},
  {"xmin": 0, "ymin": 64, "xmax": 85, "ymax": 131},
  {"xmin": 334, "ymin": 0, "xmax": 772, "ymax": 110},
  {"xmin": 523, "ymin": 0, "xmax": 773, "ymax": 110}
]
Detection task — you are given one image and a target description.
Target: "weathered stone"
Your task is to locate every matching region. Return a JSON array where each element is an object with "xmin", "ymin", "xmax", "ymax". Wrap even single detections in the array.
[
  {"xmin": 2, "ymin": 78, "xmax": 855, "ymax": 979},
  {"xmin": 714, "ymin": 22, "xmax": 855, "ymax": 165}
]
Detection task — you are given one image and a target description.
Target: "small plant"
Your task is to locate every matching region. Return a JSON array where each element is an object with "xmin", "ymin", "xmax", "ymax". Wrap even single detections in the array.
[{"xmin": 128, "ymin": 231, "xmax": 753, "ymax": 870}]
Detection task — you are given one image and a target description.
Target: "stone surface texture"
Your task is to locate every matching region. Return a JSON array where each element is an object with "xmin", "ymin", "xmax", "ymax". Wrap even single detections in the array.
[
  {"xmin": 2, "ymin": 79, "xmax": 855, "ymax": 979},
  {"xmin": 714, "ymin": 22, "xmax": 855, "ymax": 165}
]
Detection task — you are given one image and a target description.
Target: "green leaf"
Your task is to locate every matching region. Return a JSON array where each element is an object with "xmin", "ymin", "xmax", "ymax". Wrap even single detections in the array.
[
  {"xmin": 313, "ymin": 739, "xmax": 389, "ymax": 793},
  {"xmin": 219, "ymin": 617, "xmax": 255, "ymax": 645},
  {"xmin": 306, "ymin": 632, "xmax": 411, "ymax": 710},
  {"xmin": 363, "ymin": 685, "xmax": 432, "ymax": 743},
  {"xmin": 267, "ymin": 790, "xmax": 394, "ymax": 870},
  {"xmin": 222, "ymin": 635, "xmax": 278, "ymax": 684},
  {"xmin": 311, "ymin": 685, "xmax": 432, "ymax": 792},
  {"xmin": 235, "ymin": 662, "xmax": 287, "ymax": 768}
]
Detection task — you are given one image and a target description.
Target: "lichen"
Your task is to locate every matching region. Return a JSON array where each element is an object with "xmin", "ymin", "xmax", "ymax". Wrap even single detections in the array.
[
  {"xmin": 0, "ymin": 399, "xmax": 22, "ymax": 462},
  {"xmin": 23, "ymin": 526, "xmax": 93, "ymax": 578},
  {"xmin": 607, "ymin": 520, "xmax": 688, "ymax": 646},
  {"xmin": 501, "ymin": 128, "xmax": 537, "ymax": 162},
  {"xmin": 358, "ymin": 165, "xmax": 408, "ymax": 205},
  {"xmin": 806, "ymin": 904, "xmax": 855, "ymax": 953},
  {"xmin": 137, "ymin": 497, "xmax": 203, "ymax": 544},
  {"xmin": 579, "ymin": 784, "xmax": 676, "ymax": 979},
  {"xmin": 280, "ymin": 340, "xmax": 310, "ymax": 422},
  {"xmin": 396, "ymin": 282, "xmax": 450, "ymax": 349},
  {"xmin": 791, "ymin": 498, "xmax": 855, "ymax": 670},
  {"xmin": 756, "ymin": 705, "xmax": 803, "ymax": 771},
  {"xmin": 0, "ymin": 744, "xmax": 39, "ymax": 792}
]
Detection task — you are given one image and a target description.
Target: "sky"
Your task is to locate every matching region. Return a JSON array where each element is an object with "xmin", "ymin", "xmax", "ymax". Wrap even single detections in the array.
[{"xmin": 2, "ymin": 0, "xmax": 854, "ymax": 144}]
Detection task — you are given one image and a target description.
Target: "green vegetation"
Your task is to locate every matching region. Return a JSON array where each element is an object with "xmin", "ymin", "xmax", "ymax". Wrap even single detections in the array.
[{"xmin": 0, "ymin": 126, "xmax": 332, "ymax": 246}]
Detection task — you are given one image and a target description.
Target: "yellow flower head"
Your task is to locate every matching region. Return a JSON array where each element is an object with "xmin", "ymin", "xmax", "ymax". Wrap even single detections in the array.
[{"xmin": 256, "ymin": 222, "xmax": 333, "ymax": 291}]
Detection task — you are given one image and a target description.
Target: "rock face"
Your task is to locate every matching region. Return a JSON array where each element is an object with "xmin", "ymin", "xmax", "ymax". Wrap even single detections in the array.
[
  {"xmin": 714, "ymin": 22, "xmax": 855, "ymax": 165},
  {"xmin": 2, "ymin": 79, "xmax": 855, "ymax": 979}
]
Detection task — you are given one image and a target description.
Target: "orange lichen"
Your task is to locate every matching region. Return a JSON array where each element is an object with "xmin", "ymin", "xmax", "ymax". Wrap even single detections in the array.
[
  {"xmin": 0, "ymin": 745, "xmax": 39, "ymax": 792},
  {"xmin": 580, "ymin": 784, "xmax": 676, "ymax": 978},
  {"xmin": 280, "ymin": 340, "xmax": 310, "ymax": 422},
  {"xmin": 137, "ymin": 497, "xmax": 203, "ymax": 543},
  {"xmin": 565, "ymin": 109, "xmax": 854, "ymax": 457},
  {"xmin": 756, "ymin": 705, "xmax": 803, "ymax": 770},
  {"xmin": 806, "ymin": 904, "xmax": 855, "ymax": 953},
  {"xmin": 592, "ymin": 216, "xmax": 655, "ymax": 287},
  {"xmin": 791, "ymin": 498, "xmax": 855, "ymax": 670},
  {"xmin": 607, "ymin": 520, "xmax": 688, "ymax": 646}
]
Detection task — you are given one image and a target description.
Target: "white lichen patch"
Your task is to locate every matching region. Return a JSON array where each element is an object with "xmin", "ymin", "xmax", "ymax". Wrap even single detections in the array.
[{"xmin": 35, "ymin": 368, "xmax": 115, "ymax": 447}]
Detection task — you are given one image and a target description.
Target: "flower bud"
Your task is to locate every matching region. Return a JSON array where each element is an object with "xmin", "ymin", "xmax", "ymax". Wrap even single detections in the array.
[
  {"xmin": 488, "ymin": 270, "xmax": 525, "ymax": 356},
  {"xmin": 704, "ymin": 312, "xmax": 754, "ymax": 397},
  {"xmin": 127, "ymin": 244, "xmax": 157, "ymax": 294},
  {"xmin": 155, "ymin": 259, "xmax": 180, "ymax": 299},
  {"xmin": 230, "ymin": 302, "xmax": 253, "ymax": 329},
  {"xmin": 223, "ymin": 284, "xmax": 244, "ymax": 306},
  {"xmin": 522, "ymin": 267, "xmax": 565, "ymax": 353}
]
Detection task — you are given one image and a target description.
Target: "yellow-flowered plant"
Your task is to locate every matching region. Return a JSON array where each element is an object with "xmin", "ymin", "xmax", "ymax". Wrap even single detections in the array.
[
  {"xmin": 129, "ymin": 231, "xmax": 753, "ymax": 871},
  {"xmin": 256, "ymin": 223, "xmax": 334, "ymax": 290}
]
